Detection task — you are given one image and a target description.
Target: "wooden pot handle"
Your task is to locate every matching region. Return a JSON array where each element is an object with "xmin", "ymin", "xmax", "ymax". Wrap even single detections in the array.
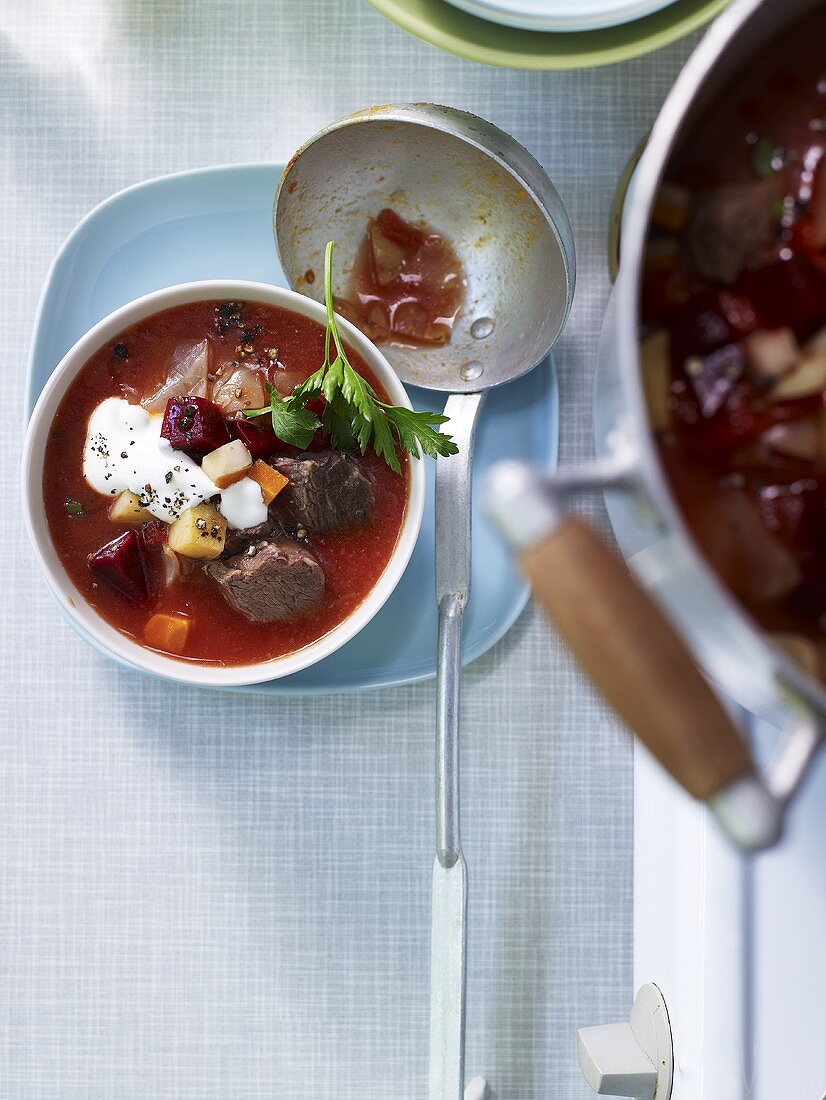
[{"xmin": 521, "ymin": 517, "xmax": 753, "ymax": 801}]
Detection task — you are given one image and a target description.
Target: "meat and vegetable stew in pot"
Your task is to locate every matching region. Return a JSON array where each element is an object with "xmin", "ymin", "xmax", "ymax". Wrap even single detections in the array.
[
  {"xmin": 489, "ymin": 0, "xmax": 826, "ymax": 849},
  {"xmin": 642, "ymin": 3, "xmax": 826, "ymax": 680}
]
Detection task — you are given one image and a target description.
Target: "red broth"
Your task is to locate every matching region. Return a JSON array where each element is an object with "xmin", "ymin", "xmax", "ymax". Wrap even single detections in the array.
[
  {"xmin": 43, "ymin": 300, "xmax": 409, "ymax": 666},
  {"xmin": 336, "ymin": 208, "xmax": 465, "ymax": 347},
  {"xmin": 642, "ymin": 9, "xmax": 826, "ymax": 662}
]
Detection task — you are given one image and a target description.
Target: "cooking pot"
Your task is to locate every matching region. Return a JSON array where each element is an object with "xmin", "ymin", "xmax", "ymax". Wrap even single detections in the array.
[{"xmin": 487, "ymin": 0, "xmax": 824, "ymax": 851}]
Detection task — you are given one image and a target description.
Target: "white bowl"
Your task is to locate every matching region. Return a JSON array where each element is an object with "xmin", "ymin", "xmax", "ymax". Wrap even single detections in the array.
[{"xmin": 22, "ymin": 281, "xmax": 426, "ymax": 688}]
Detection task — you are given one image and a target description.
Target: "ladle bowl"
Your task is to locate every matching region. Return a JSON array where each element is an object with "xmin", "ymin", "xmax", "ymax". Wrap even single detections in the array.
[{"xmin": 274, "ymin": 103, "xmax": 575, "ymax": 393}]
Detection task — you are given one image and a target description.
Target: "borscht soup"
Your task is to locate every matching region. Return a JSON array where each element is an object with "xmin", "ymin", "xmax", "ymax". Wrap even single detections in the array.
[
  {"xmin": 43, "ymin": 298, "xmax": 410, "ymax": 666},
  {"xmin": 641, "ymin": 9, "xmax": 826, "ymax": 679}
]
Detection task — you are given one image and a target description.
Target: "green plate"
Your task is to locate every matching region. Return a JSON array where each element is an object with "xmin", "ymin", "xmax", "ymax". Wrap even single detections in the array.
[{"xmin": 366, "ymin": 0, "xmax": 729, "ymax": 68}]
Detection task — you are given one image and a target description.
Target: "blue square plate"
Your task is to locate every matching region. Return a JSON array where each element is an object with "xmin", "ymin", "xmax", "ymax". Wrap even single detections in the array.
[{"xmin": 26, "ymin": 163, "xmax": 558, "ymax": 693}]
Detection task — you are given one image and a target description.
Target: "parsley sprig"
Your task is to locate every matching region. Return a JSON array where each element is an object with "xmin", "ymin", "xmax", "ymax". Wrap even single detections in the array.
[{"xmin": 244, "ymin": 241, "xmax": 458, "ymax": 474}]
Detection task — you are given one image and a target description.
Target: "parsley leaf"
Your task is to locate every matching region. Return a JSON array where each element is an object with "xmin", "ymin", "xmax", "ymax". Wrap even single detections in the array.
[
  {"xmin": 245, "ymin": 384, "xmax": 320, "ymax": 450},
  {"xmin": 244, "ymin": 240, "xmax": 458, "ymax": 472},
  {"xmin": 380, "ymin": 404, "xmax": 456, "ymax": 461}
]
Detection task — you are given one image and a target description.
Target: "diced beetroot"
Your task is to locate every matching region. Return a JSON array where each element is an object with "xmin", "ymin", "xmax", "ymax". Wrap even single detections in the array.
[
  {"xmin": 641, "ymin": 268, "xmax": 694, "ymax": 321},
  {"xmin": 161, "ymin": 396, "xmax": 230, "ymax": 458},
  {"xmin": 670, "ymin": 290, "xmax": 736, "ymax": 363},
  {"xmin": 88, "ymin": 530, "xmax": 151, "ymax": 604},
  {"xmin": 717, "ymin": 290, "xmax": 759, "ymax": 338},
  {"xmin": 229, "ymin": 418, "xmax": 291, "ymax": 459},
  {"xmin": 140, "ymin": 520, "xmax": 168, "ymax": 549},
  {"xmin": 739, "ymin": 257, "xmax": 826, "ymax": 340},
  {"xmin": 683, "ymin": 380, "xmax": 820, "ymax": 457}
]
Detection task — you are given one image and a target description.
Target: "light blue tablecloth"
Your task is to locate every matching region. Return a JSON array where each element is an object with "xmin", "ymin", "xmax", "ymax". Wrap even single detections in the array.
[{"xmin": 1, "ymin": 2, "xmax": 697, "ymax": 1095}]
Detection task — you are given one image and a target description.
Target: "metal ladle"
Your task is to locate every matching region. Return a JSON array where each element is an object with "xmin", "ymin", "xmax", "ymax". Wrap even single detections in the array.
[{"xmin": 274, "ymin": 103, "xmax": 575, "ymax": 1100}]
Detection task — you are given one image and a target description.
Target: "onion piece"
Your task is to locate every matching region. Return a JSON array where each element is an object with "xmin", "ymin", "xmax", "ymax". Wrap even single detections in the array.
[
  {"xmin": 770, "ymin": 352, "xmax": 826, "ymax": 401},
  {"xmin": 160, "ymin": 545, "xmax": 182, "ymax": 588},
  {"xmin": 211, "ymin": 364, "xmax": 266, "ymax": 415},
  {"xmin": 141, "ymin": 340, "xmax": 211, "ymax": 414},
  {"xmin": 369, "ymin": 223, "xmax": 406, "ymax": 285},
  {"xmin": 270, "ymin": 367, "xmax": 307, "ymax": 397},
  {"xmin": 744, "ymin": 327, "xmax": 800, "ymax": 382},
  {"xmin": 762, "ymin": 418, "xmax": 821, "ymax": 461}
]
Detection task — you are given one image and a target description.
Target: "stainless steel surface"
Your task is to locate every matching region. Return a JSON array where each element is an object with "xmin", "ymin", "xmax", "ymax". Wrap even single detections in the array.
[
  {"xmin": 431, "ymin": 392, "xmax": 482, "ymax": 1100},
  {"xmin": 275, "ymin": 104, "xmax": 575, "ymax": 1092},
  {"xmin": 435, "ymin": 392, "xmax": 486, "ymax": 868},
  {"xmin": 435, "ymin": 393, "xmax": 487, "ymax": 608},
  {"xmin": 485, "ymin": 447, "xmax": 639, "ymax": 551},
  {"xmin": 274, "ymin": 103, "xmax": 575, "ymax": 394},
  {"xmin": 429, "ymin": 857, "xmax": 467, "ymax": 1100}
]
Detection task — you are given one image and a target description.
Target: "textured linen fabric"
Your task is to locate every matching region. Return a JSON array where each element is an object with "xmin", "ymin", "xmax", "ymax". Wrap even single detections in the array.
[{"xmin": 1, "ymin": 2, "xmax": 696, "ymax": 1096}]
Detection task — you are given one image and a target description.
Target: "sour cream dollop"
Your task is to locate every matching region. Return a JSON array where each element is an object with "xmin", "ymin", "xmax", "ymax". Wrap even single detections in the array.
[{"xmin": 83, "ymin": 397, "xmax": 267, "ymax": 530}]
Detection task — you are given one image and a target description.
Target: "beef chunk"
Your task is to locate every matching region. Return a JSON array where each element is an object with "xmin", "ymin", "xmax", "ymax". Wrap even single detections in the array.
[
  {"xmin": 271, "ymin": 451, "xmax": 374, "ymax": 531},
  {"xmin": 686, "ymin": 178, "xmax": 780, "ymax": 285},
  {"xmin": 206, "ymin": 541, "xmax": 324, "ymax": 622},
  {"xmin": 221, "ymin": 519, "xmax": 276, "ymax": 558}
]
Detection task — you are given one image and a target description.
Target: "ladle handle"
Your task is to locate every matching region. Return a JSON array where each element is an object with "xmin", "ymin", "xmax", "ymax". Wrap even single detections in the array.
[
  {"xmin": 434, "ymin": 391, "xmax": 486, "ymax": 864},
  {"xmin": 429, "ymin": 391, "xmax": 485, "ymax": 1100},
  {"xmin": 522, "ymin": 517, "xmax": 753, "ymax": 801}
]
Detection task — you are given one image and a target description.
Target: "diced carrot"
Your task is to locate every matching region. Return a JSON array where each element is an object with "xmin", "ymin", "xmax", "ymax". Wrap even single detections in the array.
[
  {"xmin": 144, "ymin": 613, "xmax": 190, "ymax": 654},
  {"xmin": 249, "ymin": 460, "xmax": 289, "ymax": 505}
]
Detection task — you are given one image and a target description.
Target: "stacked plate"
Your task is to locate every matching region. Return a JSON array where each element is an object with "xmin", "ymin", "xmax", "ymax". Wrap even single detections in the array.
[
  {"xmin": 446, "ymin": 0, "xmax": 678, "ymax": 32},
  {"xmin": 366, "ymin": 0, "xmax": 729, "ymax": 68}
]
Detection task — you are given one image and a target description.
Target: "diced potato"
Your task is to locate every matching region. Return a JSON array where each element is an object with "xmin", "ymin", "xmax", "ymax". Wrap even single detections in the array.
[
  {"xmin": 144, "ymin": 613, "xmax": 190, "ymax": 654},
  {"xmin": 201, "ymin": 439, "xmax": 253, "ymax": 489},
  {"xmin": 745, "ymin": 327, "xmax": 800, "ymax": 382},
  {"xmin": 109, "ymin": 490, "xmax": 155, "ymax": 524},
  {"xmin": 652, "ymin": 182, "xmax": 690, "ymax": 232},
  {"xmin": 772, "ymin": 633, "xmax": 819, "ymax": 679},
  {"xmin": 640, "ymin": 329, "xmax": 671, "ymax": 432},
  {"xmin": 168, "ymin": 503, "xmax": 227, "ymax": 560},
  {"xmin": 248, "ymin": 460, "xmax": 289, "ymax": 506},
  {"xmin": 770, "ymin": 352, "xmax": 826, "ymax": 401}
]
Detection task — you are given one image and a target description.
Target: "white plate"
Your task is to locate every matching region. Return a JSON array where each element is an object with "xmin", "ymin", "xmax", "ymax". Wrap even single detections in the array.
[{"xmin": 444, "ymin": 0, "xmax": 678, "ymax": 33}]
